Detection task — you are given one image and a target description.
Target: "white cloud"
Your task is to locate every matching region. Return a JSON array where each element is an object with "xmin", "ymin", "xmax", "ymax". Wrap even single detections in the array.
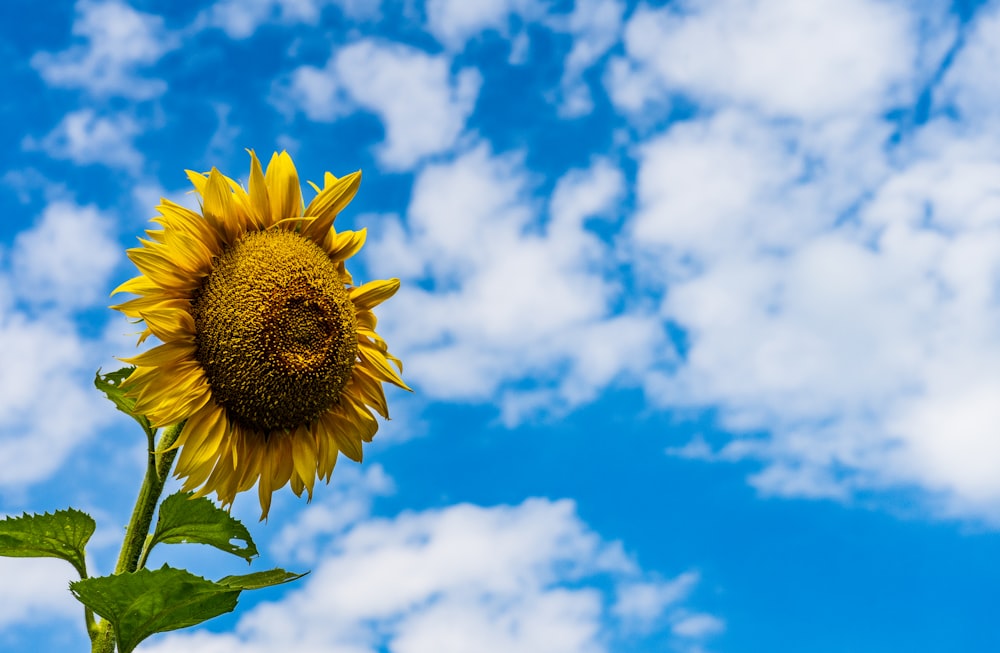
[
  {"xmin": 550, "ymin": 0, "xmax": 626, "ymax": 117},
  {"xmin": 630, "ymin": 111, "xmax": 827, "ymax": 262},
  {"xmin": 0, "ymin": 558, "xmax": 79, "ymax": 629},
  {"xmin": 363, "ymin": 145, "xmax": 664, "ymax": 419},
  {"xmin": 0, "ymin": 310, "xmax": 112, "ymax": 490},
  {"xmin": 198, "ymin": 0, "xmax": 380, "ymax": 39},
  {"xmin": 11, "ymin": 201, "xmax": 120, "ymax": 310},
  {"xmin": 607, "ymin": 0, "xmax": 923, "ymax": 120},
  {"xmin": 270, "ymin": 465, "xmax": 395, "ymax": 565},
  {"xmin": 425, "ymin": 0, "xmax": 544, "ymax": 51},
  {"xmin": 671, "ymin": 612, "xmax": 725, "ymax": 639},
  {"xmin": 31, "ymin": 0, "xmax": 175, "ymax": 99},
  {"xmin": 25, "ymin": 109, "xmax": 143, "ymax": 173},
  {"xmin": 937, "ymin": 2, "xmax": 1000, "ymax": 125},
  {"xmin": 144, "ymin": 497, "xmax": 720, "ymax": 653},
  {"xmin": 613, "ymin": 571, "xmax": 700, "ymax": 632},
  {"xmin": 0, "ymin": 200, "xmax": 120, "ymax": 492},
  {"xmin": 621, "ymin": 46, "xmax": 1000, "ymax": 519},
  {"xmin": 281, "ymin": 39, "xmax": 481, "ymax": 169}
]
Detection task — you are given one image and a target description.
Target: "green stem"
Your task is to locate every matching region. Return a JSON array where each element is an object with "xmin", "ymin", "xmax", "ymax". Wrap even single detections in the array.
[
  {"xmin": 76, "ymin": 564, "xmax": 98, "ymax": 643},
  {"xmin": 92, "ymin": 421, "xmax": 186, "ymax": 653}
]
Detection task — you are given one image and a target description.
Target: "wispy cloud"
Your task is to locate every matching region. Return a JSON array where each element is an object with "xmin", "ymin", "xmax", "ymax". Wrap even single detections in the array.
[
  {"xmin": 424, "ymin": 0, "xmax": 544, "ymax": 51},
  {"xmin": 196, "ymin": 0, "xmax": 380, "ymax": 39},
  {"xmin": 550, "ymin": 0, "xmax": 626, "ymax": 117},
  {"xmin": 31, "ymin": 0, "xmax": 177, "ymax": 99},
  {"xmin": 23, "ymin": 109, "xmax": 144, "ymax": 173}
]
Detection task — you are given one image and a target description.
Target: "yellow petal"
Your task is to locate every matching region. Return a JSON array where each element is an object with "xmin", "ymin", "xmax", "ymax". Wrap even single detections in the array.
[
  {"xmin": 327, "ymin": 228, "xmax": 367, "ymax": 262},
  {"xmin": 264, "ymin": 151, "xmax": 303, "ymax": 224},
  {"xmin": 316, "ymin": 420, "xmax": 340, "ymax": 481},
  {"xmin": 139, "ymin": 302, "xmax": 195, "ymax": 342},
  {"xmin": 111, "ymin": 294, "xmax": 170, "ymax": 318},
  {"xmin": 119, "ymin": 340, "xmax": 195, "ymax": 368},
  {"xmin": 201, "ymin": 168, "xmax": 237, "ymax": 242},
  {"xmin": 301, "ymin": 170, "xmax": 362, "ymax": 241},
  {"xmin": 247, "ymin": 149, "xmax": 271, "ymax": 226},
  {"xmin": 111, "ymin": 275, "xmax": 159, "ymax": 297},
  {"xmin": 290, "ymin": 427, "xmax": 318, "ymax": 498},
  {"xmin": 174, "ymin": 403, "xmax": 228, "ymax": 475},
  {"xmin": 350, "ymin": 278, "xmax": 400, "ymax": 310},
  {"xmin": 339, "ymin": 394, "xmax": 379, "ymax": 442},
  {"xmin": 349, "ymin": 367, "xmax": 389, "ymax": 418},
  {"xmin": 126, "ymin": 247, "xmax": 201, "ymax": 292},
  {"xmin": 358, "ymin": 341, "xmax": 411, "ymax": 390},
  {"xmin": 185, "ymin": 169, "xmax": 208, "ymax": 196},
  {"xmin": 320, "ymin": 409, "xmax": 363, "ymax": 462}
]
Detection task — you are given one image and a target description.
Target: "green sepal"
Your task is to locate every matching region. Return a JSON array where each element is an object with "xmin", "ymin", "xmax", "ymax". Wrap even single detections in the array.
[
  {"xmin": 149, "ymin": 492, "xmax": 258, "ymax": 563},
  {"xmin": 0, "ymin": 508, "xmax": 95, "ymax": 577},
  {"xmin": 70, "ymin": 565, "xmax": 307, "ymax": 653},
  {"xmin": 94, "ymin": 367, "xmax": 155, "ymax": 441}
]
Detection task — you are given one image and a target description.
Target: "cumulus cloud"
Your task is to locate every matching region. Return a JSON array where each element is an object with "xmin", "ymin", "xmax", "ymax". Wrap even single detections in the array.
[
  {"xmin": 424, "ymin": 0, "xmax": 544, "ymax": 51},
  {"xmin": 364, "ymin": 145, "xmax": 663, "ymax": 421},
  {"xmin": 0, "ymin": 200, "xmax": 120, "ymax": 491},
  {"xmin": 31, "ymin": 0, "xmax": 176, "ymax": 99},
  {"xmin": 0, "ymin": 558, "xmax": 79, "ymax": 629},
  {"xmin": 143, "ymin": 495, "xmax": 719, "ymax": 653},
  {"xmin": 24, "ymin": 109, "xmax": 143, "ymax": 173},
  {"xmin": 606, "ymin": 0, "xmax": 923, "ymax": 121},
  {"xmin": 281, "ymin": 39, "xmax": 481, "ymax": 169},
  {"xmin": 270, "ymin": 465, "xmax": 395, "ymax": 565},
  {"xmin": 11, "ymin": 201, "xmax": 120, "ymax": 309},
  {"xmin": 620, "ymin": 0, "xmax": 1000, "ymax": 520}
]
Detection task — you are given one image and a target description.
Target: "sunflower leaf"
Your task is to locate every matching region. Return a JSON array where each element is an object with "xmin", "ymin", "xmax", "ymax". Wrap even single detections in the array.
[
  {"xmin": 70, "ymin": 565, "xmax": 240, "ymax": 653},
  {"xmin": 94, "ymin": 367, "xmax": 156, "ymax": 441},
  {"xmin": 216, "ymin": 568, "xmax": 308, "ymax": 590},
  {"xmin": 149, "ymin": 492, "xmax": 258, "ymax": 563},
  {"xmin": 0, "ymin": 508, "xmax": 95, "ymax": 577}
]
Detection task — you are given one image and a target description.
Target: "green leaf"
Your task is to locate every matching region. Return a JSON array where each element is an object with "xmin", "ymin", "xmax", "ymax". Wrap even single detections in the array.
[
  {"xmin": 71, "ymin": 565, "xmax": 307, "ymax": 653},
  {"xmin": 71, "ymin": 566, "xmax": 240, "ymax": 653},
  {"xmin": 0, "ymin": 509, "xmax": 95, "ymax": 577},
  {"xmin": 149, "ymin": 492, "xmax": 258, "ymax": 563},
  {"xmin": 217, "ymin": 568, "xmax": 308, "ymax": 590},
  {"xmin": 95, "ymin": 367, "xmax": 155, "ymax": 440}
]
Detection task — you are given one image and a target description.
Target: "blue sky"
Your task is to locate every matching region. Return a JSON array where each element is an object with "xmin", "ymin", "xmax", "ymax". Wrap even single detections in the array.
[{"xmin": 3, "ymin": 0, "xmax": 1000, "ymax": 650}]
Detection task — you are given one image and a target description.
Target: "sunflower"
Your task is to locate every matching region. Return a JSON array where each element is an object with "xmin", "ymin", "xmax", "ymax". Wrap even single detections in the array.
[{"xmin": 113, "ymin": 150, "xmax": 409, "ymax": 518}]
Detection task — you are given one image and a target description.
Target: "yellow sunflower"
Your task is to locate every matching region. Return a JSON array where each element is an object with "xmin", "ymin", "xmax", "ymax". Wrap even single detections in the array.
[{"xmin": 113, "ymin": 150, "xmax": 409, "ymax": 518}]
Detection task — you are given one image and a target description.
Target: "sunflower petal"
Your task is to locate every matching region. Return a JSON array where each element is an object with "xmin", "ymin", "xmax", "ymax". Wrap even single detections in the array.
[
  {"xmin": 328, "ymin": 228, "xmax": 367, "ymax": 262},
  {"xmin": 265, "ymin": 151, "xmax": 303, "ymax": 225},
  {"xmin": 247, "ymin": 149, "xmax": 271, "ymax": 226},
  {"xmin": 350, "ymin": 278, "xmax": 400, "ymax": 310},
  {"xmin": 290, "ymin": 428, "xmax": 318, "ymax": 498},
  {"xmin": 119, "ymin": 340, "xmax": 196, "ymax": 368},
  {"xmin": 301, "ymin": 170, "xmax": 361, "ymax": 241},
  {"xmin": 201, "ymin": 168, "xmax": 237, "ymax": 242}
]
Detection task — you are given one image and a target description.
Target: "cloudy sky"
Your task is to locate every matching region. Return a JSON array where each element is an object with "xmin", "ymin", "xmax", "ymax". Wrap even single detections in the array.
[{"xmin": 3, "ymin": 0, "xmax": 1000, "ymax": 650}]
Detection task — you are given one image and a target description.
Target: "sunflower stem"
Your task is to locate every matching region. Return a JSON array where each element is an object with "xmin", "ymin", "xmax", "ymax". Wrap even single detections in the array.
[{"xmin": 91, "ymin": 421, "xmax": 186, "ymax": 653}]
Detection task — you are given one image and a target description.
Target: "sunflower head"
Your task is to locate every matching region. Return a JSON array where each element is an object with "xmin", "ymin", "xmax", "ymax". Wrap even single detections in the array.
[{"xmin": 113, "ymin": 150, "xmax": 409, "ymax": 518}]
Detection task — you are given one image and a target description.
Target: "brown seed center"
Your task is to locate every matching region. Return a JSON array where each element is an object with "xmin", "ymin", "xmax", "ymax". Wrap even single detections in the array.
[{"xmin": 191, "ymin": 228, "xmax": 357, "ymax": 433}]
